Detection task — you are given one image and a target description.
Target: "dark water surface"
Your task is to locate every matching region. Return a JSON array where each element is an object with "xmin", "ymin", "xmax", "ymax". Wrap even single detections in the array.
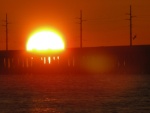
[{"xmin": 0, "ymin": 74, "xmax": 150, "ymax": 113}]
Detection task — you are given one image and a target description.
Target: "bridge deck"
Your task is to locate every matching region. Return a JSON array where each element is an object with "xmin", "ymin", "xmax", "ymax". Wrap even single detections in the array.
[{"xmin": 0, "ymin": 45, "xmax": 150, "ymax": 74}]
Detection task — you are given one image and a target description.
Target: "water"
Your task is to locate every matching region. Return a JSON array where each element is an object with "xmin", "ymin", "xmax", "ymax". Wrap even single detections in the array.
[{"xmin": 0, "ymin": 74, "xmax": 150, "ymax": 113}]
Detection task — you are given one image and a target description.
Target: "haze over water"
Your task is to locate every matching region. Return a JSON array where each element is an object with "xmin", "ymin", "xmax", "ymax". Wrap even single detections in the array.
[{"xmin": 0, "ymin": 74, "xmax": 150, "ymax": 113}]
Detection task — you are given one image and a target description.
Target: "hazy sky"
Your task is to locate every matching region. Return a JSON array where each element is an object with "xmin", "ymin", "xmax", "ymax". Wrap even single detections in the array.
[{"xmin": 0, "ymin": 0, "xmax": 150, "ymax": 50}]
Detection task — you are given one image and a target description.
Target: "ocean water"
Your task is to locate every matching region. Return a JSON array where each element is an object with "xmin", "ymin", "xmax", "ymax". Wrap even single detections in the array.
[{"xmin": 0, "ymin": 74, "xmax": 150, "ymax": 113}]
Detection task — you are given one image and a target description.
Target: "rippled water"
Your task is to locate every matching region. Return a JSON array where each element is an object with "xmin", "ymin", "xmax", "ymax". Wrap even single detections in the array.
[{"xmin": 0, "ymin": 74, "xmax": 150, "ymax": 113}]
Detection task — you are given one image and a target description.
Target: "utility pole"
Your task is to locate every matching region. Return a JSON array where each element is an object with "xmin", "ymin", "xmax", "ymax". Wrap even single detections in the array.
[
  {"xmin": 80, "ymin": 10, "xmax": 83, "ymax": 48},
  {"xmin": 6, "ymin": 14, "xmax": 8, "ymax": 50},
  {"xmin": 127, "ymin": 5, "xmax": 136, "ymax": 47},
  {"xmin": 77, "ymin": 10, "xmax": 86, "ymax": 48},
  {"xmin": 129, "ymin": 5, "xmax": 132, "ymax": 47},
  {"xmin": 3, "ymin": 13, "xmax": 9, "ymax": 50}
]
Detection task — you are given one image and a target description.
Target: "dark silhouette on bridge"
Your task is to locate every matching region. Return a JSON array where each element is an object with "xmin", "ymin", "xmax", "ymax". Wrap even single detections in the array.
[{"xmin": 0, "ymin": 45, "xmax": 150, "ymax": 75}]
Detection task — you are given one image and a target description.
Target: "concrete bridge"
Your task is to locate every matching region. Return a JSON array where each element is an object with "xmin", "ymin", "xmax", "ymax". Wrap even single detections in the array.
[{"xmin": 0, "ymin": 45, "xmax": 150, "ymax": 74}]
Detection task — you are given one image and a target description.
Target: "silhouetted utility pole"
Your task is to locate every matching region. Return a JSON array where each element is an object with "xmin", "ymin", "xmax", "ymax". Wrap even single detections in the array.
[
  {"xmin": 77, "ymin": 10, "xmax": 86, "ymax": 48},
  {"xmin": 3, "ymin": 13, "xmax": 9, "ymax": 50},
  {"xmin": 6, "ymin": 14, "xmax": 8, "ymax": 50},
  {"xmin": 127, "ymin": 5, "xmax": 136, "ymax": 47},
  {"xmin": 80, "ymin": 10, "xmax": 83, "ymax": 48},
  {"xmin": 129, "ymin": 5, "xmax": 133, "ymax": 47}
]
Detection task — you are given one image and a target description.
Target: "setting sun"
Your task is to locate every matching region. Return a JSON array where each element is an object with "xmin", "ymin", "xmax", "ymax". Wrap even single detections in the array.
[{"xmin": 26, "ymin": 30, "xmax": 65, "ymax": 52}]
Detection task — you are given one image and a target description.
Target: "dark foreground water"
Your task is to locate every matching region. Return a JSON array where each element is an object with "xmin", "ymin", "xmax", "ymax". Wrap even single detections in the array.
[{"xmin": 0, "ymin": 74, "xmax": 150, "ymax": 113}]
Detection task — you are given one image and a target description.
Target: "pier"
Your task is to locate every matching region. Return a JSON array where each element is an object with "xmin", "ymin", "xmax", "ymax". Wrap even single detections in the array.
[{"xmin": 0, "ymin": 45, "xmax": 150, "ymax": 74}]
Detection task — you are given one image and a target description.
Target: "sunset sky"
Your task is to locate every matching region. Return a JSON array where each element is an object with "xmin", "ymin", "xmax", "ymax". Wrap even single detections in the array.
[{"xmin": 0, "ymin": 0, "xmax": 150, "ymax": 50}]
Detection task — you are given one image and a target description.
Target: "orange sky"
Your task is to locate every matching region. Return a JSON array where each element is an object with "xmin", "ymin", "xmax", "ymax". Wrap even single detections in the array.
[{"xmin": 0, "ymin": 0, "xmax": 150, "ymax": 50}]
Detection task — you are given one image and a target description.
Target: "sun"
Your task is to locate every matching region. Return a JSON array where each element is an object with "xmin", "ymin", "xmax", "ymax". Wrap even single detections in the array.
[{"xmin": 26, "ymin": 30, "xmax": 65, "ymax": 53}]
